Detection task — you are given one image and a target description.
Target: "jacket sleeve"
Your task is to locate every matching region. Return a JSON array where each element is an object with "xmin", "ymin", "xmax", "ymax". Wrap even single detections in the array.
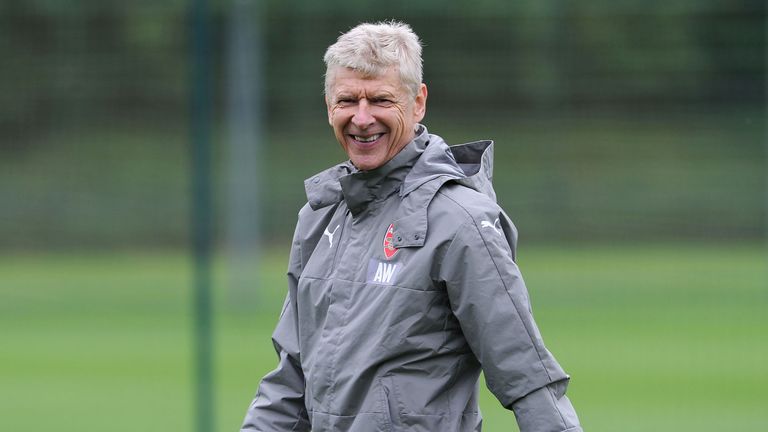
[
  {"xmin": 241, "ymin": 230, "xmax": 310, "ymax": 431},
  {"xmin": 438, "ymin": 215, "xmax": 581, "ymax": 432},
  {"xmin": 509, "ymin": 381, "xmax": 582, "ymax": 432}
]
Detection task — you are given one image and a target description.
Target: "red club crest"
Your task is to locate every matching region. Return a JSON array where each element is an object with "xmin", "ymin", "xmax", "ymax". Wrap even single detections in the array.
[{"xmin": 383, "ymin": 223, "xmax": 399, "ymax": 260}]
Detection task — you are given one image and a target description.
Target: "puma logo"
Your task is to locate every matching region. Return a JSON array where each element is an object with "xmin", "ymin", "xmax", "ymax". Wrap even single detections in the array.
[
  {"xmin": 323, "ymin": 224, "xmax": 340, "ymax": 247},
  {"xmin": 480, "ymin": 218, "xmax": 502, "ymax": 235}
]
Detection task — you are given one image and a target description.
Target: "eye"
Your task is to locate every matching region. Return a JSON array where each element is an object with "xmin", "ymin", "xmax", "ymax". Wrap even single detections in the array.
[
  {"xmin": 371, "ymin": 97, "xmax": 394, "ymax": 106},
  {"xmin": 336, "ymin": 98, "xmax": 356, "ymax": 107}
]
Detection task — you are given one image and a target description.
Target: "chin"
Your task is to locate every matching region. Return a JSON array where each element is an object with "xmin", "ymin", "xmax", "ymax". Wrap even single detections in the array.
[{"xmin": 352, "ymin": 156, "xmax": 384, "ymax": 171}]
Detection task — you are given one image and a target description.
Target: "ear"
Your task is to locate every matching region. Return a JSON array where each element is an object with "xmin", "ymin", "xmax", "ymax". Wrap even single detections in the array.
[{"xmin": 413, "ymin": 83, "xmax": 428, "ymax": 123}]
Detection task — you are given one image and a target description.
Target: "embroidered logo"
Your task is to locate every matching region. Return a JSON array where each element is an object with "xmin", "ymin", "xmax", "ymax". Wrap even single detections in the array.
[
  {"xmin": 367, "ymin": 259, "xmax": 401, "ymax": 285},
  {"xmin": 383, "ymin": 223, "xmax": 399, "ymax": 259},
  {"xmin": 480, "ymin": 218, "xmax": 502, "ymax": 235},
  {"xmin": 323, "ymin": 224, "xmax": 340, "ymax": 247}
]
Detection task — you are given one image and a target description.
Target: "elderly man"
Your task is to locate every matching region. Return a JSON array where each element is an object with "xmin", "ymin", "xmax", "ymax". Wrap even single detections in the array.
[{"xmin": 241, "ymin": 21, "xmax": 581, "ymax": 432}]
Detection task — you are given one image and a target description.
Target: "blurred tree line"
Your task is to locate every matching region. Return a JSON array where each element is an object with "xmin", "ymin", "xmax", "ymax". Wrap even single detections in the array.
[{"xmin": 0, "ymin": 0, "xmax": 764, "ymax": 248}]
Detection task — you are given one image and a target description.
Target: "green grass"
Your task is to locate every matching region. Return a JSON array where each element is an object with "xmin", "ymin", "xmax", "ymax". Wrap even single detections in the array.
[{"xmin": 1, "ymin": 243, "xmax": 766, "ymax": 431}]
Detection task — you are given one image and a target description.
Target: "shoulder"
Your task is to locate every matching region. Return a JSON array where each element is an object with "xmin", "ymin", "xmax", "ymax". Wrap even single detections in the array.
[
  {"xmin": 432, "ymin": 182, "xmax": 504, "ymax": 227},
  {"xmin": 297, "ymin": 201, "xmax": 315, "ymax": 222},
  {"xmin": 296, "ymin": 201, "xmax": 339, "ymax": 237},
  {"xmin": 429, "ymin": 182, "xmax": 518, "ymax": 255}
]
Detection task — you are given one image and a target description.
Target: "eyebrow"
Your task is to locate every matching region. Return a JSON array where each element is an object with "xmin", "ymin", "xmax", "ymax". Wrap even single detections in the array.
[{"xmin": 333, "ymin": 89, "xmax": 396, "ymax": 101}]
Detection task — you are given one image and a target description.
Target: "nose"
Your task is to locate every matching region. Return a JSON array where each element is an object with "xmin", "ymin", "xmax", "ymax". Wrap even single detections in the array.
[{"xmin": 351, "ymin": 99, "xmax": 375, "ymax": 129}]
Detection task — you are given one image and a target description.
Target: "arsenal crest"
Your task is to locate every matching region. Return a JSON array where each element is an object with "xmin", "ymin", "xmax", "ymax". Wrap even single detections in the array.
[{"xmin": 383, "ymin": 223, "xmax": 399, "ymax": 259}]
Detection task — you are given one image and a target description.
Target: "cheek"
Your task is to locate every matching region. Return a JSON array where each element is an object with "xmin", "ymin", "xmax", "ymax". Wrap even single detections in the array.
[
  {"xmin": 394, "ymin": 106, "xmax": 407, "ymax": 127},
  {"xmin": 329, "ymin": 110, "xmax": 344, "ymax": 130},
  {"xmin": 394, "ymin": 108, "xmax": 409, "ymax": 131}
]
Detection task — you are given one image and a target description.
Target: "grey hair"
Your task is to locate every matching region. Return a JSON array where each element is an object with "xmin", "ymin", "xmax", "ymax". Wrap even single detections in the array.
[{"xmin": 323, "ymin": 21, "xmax": 423, "ymax": 98}]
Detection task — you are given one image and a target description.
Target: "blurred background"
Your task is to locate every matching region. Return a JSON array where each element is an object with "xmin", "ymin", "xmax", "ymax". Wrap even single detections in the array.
[{"xmin": 1, "ymin": 1, "xmax": 765, "ymax": 431}]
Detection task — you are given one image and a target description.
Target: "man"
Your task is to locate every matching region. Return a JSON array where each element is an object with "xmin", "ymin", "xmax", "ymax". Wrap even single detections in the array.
[{"xmin": 241, "ymin": 21, "xmax": 581, "ymax": 432}]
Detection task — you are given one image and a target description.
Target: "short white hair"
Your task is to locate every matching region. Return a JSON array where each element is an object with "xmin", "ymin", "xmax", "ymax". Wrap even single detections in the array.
[{"xmin": 323, "ymin": 20, "xmax": 423, "ymax": 98}]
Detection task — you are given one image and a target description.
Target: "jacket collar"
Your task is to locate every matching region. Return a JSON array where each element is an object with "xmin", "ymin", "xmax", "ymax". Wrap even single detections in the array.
[
  {"xmin": 304, "ymin": 125, "xmax": 496, "ymax": 248},
  {"xmin": 304, "ymin": 125, "xmax": 429, "ymax": 213},
  {"xmin": 390, "ymin": 136, "xmax": 495, "ymax": 249},
  {"xmin": 338, "ymin": 127, "xmax": 429, "ymax": 214}
]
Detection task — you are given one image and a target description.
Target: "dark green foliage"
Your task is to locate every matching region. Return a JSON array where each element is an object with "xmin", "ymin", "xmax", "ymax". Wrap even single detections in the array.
[{"xmin": 0, "ymin": 1, "xmax": 764, "ymax": 247}]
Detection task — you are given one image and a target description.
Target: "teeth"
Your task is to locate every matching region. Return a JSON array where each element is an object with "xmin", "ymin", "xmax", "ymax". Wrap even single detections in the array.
[{"xmin": 354, "ymin": 134, "xmax": 382, "ymax": 143}]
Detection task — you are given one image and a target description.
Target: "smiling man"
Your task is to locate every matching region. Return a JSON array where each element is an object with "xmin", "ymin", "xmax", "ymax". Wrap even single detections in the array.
[
  {"xmin": 326, "ymin": 65, "xmax": 426, "ymax": 171},
  {"xmin": 241, "ymin": 21, "xmax": 582, "ymax": 432}
]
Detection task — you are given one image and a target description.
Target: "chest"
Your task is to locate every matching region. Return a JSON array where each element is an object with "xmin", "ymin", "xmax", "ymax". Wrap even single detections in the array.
[{"xmin": 300, "ymin": 200, "xmax": 438, "ymax": 291}]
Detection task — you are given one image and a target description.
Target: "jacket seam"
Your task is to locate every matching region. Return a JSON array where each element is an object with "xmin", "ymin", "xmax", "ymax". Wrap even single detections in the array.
[
  {"xmin": 545, "ymin": 383, "xmax": 570, "ymax": 430},
  {"xmin": 300, "ymin": 275, "xmax": 440, "ymax": 292},
  {"xmin": 312, "ymin": 409, "xmax": 452, "ymax": 419},
  {"xmin": 471, "ymin": 217, "xmax": 553, "ymax": 383},
  {"xmin": 437, "ymin": 190, "xmax": 554, "ymax": 386},
  {"xmin": 289, "ymin": 407, "xmax": 308, "ymax": 432},
  {"xmin": 309, "ymin": 408, "xmax": 392, "ymax": 416}
]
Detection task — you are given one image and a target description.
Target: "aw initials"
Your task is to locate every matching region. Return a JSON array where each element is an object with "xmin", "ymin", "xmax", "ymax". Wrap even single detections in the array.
[{"xmin": 373, "ymin": 262, "xmax": 397, "ymax": 284}]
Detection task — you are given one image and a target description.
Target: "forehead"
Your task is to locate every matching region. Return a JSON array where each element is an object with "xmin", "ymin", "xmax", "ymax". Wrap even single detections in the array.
[{"xmin": 329, "ymin": 67, "xmax": 404, "ymax": 95}]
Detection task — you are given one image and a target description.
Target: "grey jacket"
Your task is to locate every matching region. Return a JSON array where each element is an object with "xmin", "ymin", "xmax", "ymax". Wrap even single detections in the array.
[{"xmin": 242, "ymin": 126, "xmax": 581, "ymax": 431}]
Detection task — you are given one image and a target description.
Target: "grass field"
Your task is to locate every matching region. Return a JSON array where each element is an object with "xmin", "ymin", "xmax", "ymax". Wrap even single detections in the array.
[{"xmin": 1, "ymin": 243, "xmax": 766, "ymax": 431}]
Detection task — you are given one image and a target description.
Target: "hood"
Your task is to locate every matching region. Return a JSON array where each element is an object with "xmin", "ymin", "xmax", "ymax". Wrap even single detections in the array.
[
  {"xmin": 303, "ymin": 125, "xmax": 497, "ymax": 250},
  {"xmin": 304, "ymin": 126, "xmax": 496, "ymax": 211},
  {"xmin": 388, "ymin": 133, "xmax": 495, "ymax": 250},
  {"xmin": 401, "ymin": 133, "xmax": 496, "ymax": 203}
]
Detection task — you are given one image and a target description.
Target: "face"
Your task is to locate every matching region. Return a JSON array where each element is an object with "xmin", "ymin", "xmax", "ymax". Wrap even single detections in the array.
[{"xmin": 326, "ymin": 67, "xmax": 427, "ymax": 171}]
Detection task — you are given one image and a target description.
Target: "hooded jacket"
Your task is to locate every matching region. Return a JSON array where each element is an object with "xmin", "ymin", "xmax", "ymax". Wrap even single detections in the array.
[{"xmin": 242, "ymin": 126, "xmax": 581, "ymax": 432}]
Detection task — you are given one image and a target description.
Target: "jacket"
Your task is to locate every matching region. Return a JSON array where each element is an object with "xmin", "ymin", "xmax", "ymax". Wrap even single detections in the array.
[{"xmin": 242, "ymin": 125, "xmax": 582, "ymax": 431}]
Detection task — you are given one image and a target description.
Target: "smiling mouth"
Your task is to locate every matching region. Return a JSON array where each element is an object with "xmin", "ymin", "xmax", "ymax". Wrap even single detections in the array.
[{"xmin": 351, "ymin": 133, "xmax": 383, "ymax": 144}]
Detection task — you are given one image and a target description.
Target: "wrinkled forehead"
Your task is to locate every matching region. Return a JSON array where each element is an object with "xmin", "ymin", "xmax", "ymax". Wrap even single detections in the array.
[{"xmin": 327, "ymin": 66, "xmax": 407, "ymax": 96}]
